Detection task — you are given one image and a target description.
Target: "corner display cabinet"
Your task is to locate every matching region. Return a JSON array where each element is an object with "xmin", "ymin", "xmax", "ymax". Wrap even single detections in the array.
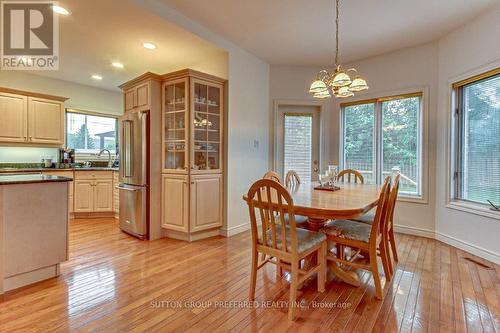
[{"xmin": 160, "ymin": 70, "xmax": 225, "ymax": 241}]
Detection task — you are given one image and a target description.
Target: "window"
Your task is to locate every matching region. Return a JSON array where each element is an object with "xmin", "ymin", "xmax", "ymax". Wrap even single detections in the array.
[
  {"xmin": 341, "ymin": 93, "xmax": 423, "ymax": 197},
  {"xmin": 453, "ymin": 69, "xmax": 500, "ymax": 207},
  {"xmin": 284, "ymin": 114, "xmax": 313, "ymax": 182},
  {"xmin": 66, "ymin": 111, "xmax": 118, "ymax": 154}
]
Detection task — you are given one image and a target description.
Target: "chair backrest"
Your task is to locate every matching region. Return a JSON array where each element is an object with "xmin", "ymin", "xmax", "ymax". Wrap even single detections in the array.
[
  {"xmin": 385, "ymin": 174, "xmax": 400, "ymax": 230},
  {"xmin": 245, "ymin": 179, "xmax": 299, "ymax": 255},
  {"xmin": 285, "ymin": 170, "xmax": 301, "ymax": 187},
  {"xmin": 368, "ymin": 176, "xmax": 391, "ymax": 246},
  {"xmin": 338, "ymin": 169, "xmax": 364, "ymax": 184},
  {"xmin": 263, "ymin": 171, "xmax": 283, "ymax": 184}
]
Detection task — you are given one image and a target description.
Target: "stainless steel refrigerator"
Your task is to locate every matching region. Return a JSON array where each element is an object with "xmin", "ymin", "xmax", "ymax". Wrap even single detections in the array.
[{"xmin": 118, "ymin": 111, "xmax": 149, "ymax": 239}]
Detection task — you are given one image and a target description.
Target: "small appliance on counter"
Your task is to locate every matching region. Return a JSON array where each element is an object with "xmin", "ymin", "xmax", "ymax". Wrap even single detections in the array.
[{"xmin": 57, "ymin": 148, "xmax": 75, "ymax": 168}]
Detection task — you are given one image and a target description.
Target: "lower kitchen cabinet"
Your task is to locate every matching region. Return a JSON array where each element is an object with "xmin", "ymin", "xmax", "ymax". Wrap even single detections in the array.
[
  {"xmin": 113, "ymin": 171, "xmax": 119, "ymax": 217},
  {"xmin": 42, "ymin": 170, "xmax": 74, "ymax": 213},
  {"xmin": 161, "ymin": 174, "xmax": 189, "ymax": 232},
  {"xmin": 161, "ymin": 173, "xmax": 222, "ymax": 235},
  {"xmin": 74, "ymin": 171, "xmax": 114, "ymax": 213}
]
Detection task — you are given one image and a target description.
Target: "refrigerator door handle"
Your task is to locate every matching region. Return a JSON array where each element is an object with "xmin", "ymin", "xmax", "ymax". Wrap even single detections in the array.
[
  {"xmin": 122, "ymin": 120, "xmax": 133, "ymax": 178},
  {"xmin": 117, "ymin": 185, "xmax": 140, "ymax": 192}
]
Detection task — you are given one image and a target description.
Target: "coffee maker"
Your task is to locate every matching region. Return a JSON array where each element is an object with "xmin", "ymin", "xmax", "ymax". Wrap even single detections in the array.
[{"xmin": 58, "ymin": 148, "xmax": 75, "ymax": 166}]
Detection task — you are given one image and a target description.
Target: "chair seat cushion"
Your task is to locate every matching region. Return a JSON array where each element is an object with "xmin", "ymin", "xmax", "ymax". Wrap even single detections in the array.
[
  {"xmin": 259, "ymin": 226, "xmax": 326, "ymax": 253},
  {"xmin": 319, "ymin": 219, "xmax": 372, "ymax": 243},
  {"xmin": 351, "ymin": 213, "xmax": 375, "ymax": 224},
  {"xmin": 284, "ymin": 213, "xmax": 309, "ymax": 228}
]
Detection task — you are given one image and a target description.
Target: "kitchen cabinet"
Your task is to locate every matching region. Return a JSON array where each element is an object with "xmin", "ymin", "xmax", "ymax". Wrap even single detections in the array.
[
  {"xmin": 28, "ymin": 97, "xmax": 64, "ymax": 144},
  {"xmin": 0, "ymin": 92, "xmax": 27, "ymax": 143},
  {"xmin": 159, "ymin": 69, "xmax": 225, "ymax": 240},
  {"xmin": 0, "ymin": 88, "xmax": 67, "ymax": 145},
  {"xmin": 190, "ymin": 174, "xmax": 223, "ymax": 232},
  {"xmin": 74, "ymin": 171, "xmax": 114, "ymax": 213},
  {"xmin": 122, "ymin": 78, "xmax": 153, "ymax": 113},
  {"xmin": 113, "ymin": 171, "xmax": 119, "ymax": 217},
  {"xmin": 161, "ymin": 174, "xmax": 189, "ymax": 232}
]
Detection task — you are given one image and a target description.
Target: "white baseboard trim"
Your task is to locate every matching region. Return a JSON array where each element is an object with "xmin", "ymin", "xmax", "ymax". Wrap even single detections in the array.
[
  {"xmin": 219, "ymin": 221, "xmax": 251, "ymax": 237},
  {"xmin": 394, "ymin": 224, "xmax": 500, "ymax": 264},
  {"xmin": 394, "ymin": 224, "xmax": 435, "ymax": 239},
  {"xmin": 435, "ymin": 232, "xmax": 500, "ymax": 265}
]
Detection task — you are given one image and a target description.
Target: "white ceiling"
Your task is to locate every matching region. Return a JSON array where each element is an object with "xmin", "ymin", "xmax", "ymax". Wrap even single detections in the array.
[
  {"xmin": 28, "ymin": 0, "xmax": 227, "ymax": 91},
  {"xmin": 161, "ymin": 0, "xmax": 499, "ymax": 66}
]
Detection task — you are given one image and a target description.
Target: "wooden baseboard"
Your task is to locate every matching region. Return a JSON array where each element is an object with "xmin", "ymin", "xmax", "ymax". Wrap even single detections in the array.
[
  {"xmin": 2, "ymin": 264, "xmax": 59, "ymax": 294},
  {"xmin": 73, "ymin": 211, "xmax": 115, "ymax": 219}
]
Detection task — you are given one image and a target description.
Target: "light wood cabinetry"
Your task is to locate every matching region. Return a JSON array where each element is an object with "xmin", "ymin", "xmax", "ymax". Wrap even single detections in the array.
[
  {"xmin": 74, "ymin": 171, "xmax": 114, "ymax": 213},
  {"xmin": 161, "ymin": 174, "xmax": 189, "ymax": 232},
  {"xmin": 190, "ymin": 174, "xmax": 223, "ymax": 232},
  {"xmin": 160, "ymin": 70, "xmax": 225, "ymax": 240},
  {"xmin": 113, "ymin": 171, "xmax": 119, "ymax": 217},
  {"xmin": 121, "ymin": 74, "xmax": 157, "ymax": 113},
  {"xmin": 0, "ymin": 92, "xmax": 27, "ymax": 143},
  {"xmin": 28, "ymin": 97, "xmax": 64, "ymax": 144},
  {"xmin": 0, "ymin": 88, "xmax": 67, "ymax": 146},
  {"xmin": 120, "ymin": 69, "xmax": 226, "ymax": 241}
]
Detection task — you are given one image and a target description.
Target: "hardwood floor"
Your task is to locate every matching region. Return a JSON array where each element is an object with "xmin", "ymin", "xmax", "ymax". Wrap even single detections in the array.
[{"xmin": 0, "ymin": 218, "xmax": 498, "ymax": 332}]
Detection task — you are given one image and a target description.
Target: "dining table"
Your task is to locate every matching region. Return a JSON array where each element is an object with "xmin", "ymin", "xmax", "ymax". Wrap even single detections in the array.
[{"xmin": 244, "ymin": 181, "xmax": 381, "ymax": 287}]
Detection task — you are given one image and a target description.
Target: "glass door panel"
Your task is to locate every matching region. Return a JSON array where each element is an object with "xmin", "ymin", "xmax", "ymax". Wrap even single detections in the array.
[
  {"xmin": 192, "ymin": 81, "xmax": 222, "ymax": 172},
  {"xmin": 164, "ymin": 80, "xmax": 187, "ymax": 171}
]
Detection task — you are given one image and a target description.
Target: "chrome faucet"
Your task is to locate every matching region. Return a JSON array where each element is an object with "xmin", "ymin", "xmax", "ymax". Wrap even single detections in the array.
[{"xmin": 97, "ymin": 149, "xmax": 112, "ymax": 168}]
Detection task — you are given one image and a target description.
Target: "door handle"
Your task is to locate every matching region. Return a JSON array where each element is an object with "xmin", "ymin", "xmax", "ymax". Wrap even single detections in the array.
[{"xmin": 117, "ymin": 185, "xmax": 139, "ymax": 192}]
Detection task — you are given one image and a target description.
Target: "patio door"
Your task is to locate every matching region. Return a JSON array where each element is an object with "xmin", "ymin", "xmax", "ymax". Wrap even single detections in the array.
[{"xmin": 276, "ymin": 104, "xmax": 320, "ymax": 182}]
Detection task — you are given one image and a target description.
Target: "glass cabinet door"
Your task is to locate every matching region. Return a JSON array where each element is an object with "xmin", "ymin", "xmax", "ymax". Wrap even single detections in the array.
[
  {"xmin": 192, "ymin": 80, "xmax": 222, "ymax": 172},
  {"xmin": 163, "ymin": 80, "xmax": 187, "ymax": 171}
]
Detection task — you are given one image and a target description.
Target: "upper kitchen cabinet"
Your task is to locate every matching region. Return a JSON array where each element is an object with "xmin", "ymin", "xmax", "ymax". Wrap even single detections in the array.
[
  {"xmin": 119, "ymin": 72, "xmax": 161, "ymax": 113},
  {"xmin": 0, "ymin": 91, "xmax": 27, "ymax": 143},
  {"xmin": 162, "ymin": 70, "xmax": 225, "ymax": 174},
  {"xmin": 0, "ymin": 88, "xmax": 67, "ymax": 146}
]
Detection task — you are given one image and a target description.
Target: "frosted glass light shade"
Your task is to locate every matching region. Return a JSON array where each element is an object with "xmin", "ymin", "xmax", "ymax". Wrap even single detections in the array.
[
  {"xmin": 309, "ymin": 79, "xmax": 328, "ymax": 93},
  {"xmin": 348, "ymin": 76, "xmax": 369, "ymax": 92},
  {"xmin": 335, "ymin": 86, "xmax": 354, "ymax": 98},
  {"xmin": 330, "ymin": 71, "xmax": 352, "ymax": 87},
  {"xmin": 313, "ymin": 89, "xmax": 331, "ymax": 99}
]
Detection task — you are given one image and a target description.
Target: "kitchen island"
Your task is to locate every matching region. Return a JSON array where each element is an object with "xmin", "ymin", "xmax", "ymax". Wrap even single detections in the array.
[{"xmin": 0, "ymin": 174, "xmax": 71, "ymax": 294}]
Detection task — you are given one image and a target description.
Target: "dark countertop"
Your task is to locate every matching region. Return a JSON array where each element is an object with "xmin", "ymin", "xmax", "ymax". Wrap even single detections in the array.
[
  {"xmin": 0, "ymin": 174, "xmax": 73, "ymax": 185},
  {"xmin": 0, "ymin": 167, "xmax": 119, "ymax": 173}
]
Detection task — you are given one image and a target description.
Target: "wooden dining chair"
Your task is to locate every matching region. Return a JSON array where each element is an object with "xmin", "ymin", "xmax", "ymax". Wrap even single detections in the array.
[
  {"xmin": 338, "ymin": 169, "xmax": 364, "ymax": 184},
  {"xmin": 352, "ymin": 175, "xmax": 400, "ymax": 278},
  {"xmin": 319, "ymin": 177, "xmax": 391, "ymax": 299},
  {"xmin": 245, "ymin": 179, "xmax": 327, "ymax": 320},
  {"xmin": 285, "ymin": 170, "xmax": 301, "ymax": 187},
  {"xmin": 263, "ymin": 171, "xmax": 308, "ymax": 228},
  {"xmin": 263, "ymin": 170, "xmax": 283, "ymax": 184}
]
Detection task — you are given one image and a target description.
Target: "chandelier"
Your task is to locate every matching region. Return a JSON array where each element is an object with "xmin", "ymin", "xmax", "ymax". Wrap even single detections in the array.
[{"xmin": 309, "ymin": 0, "xmax": 369, "ymax": 99}]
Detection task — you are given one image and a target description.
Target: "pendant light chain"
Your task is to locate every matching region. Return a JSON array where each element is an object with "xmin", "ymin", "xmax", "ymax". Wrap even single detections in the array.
[
  {"xmin": 335, "ymin": 0, "xmax": 339, "ymax": 66},
  {"xmin": 309, "ymin": 0, "xmax": 369, "ymax": 98}
]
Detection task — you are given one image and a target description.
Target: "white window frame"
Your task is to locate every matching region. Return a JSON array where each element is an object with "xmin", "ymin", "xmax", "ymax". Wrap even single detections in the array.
[
  {"xmin": 447, "ymin": 66, "xmax": 500, "ymax": 220},
  {"xmin": 65, "ymin": 108, "xmax": 119, "ymax": 160},
  {"xmin": 339, "ymin": 88, "xmax": 429, "ymax": 203}
]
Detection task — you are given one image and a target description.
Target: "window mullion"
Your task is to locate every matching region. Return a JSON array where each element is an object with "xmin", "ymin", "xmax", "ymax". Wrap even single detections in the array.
[{"xmin": 374, "ymin": 101, "xmax": 382, "ymax": 185}]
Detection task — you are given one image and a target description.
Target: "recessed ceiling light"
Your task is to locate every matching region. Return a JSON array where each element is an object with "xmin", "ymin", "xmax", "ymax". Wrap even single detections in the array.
[
  {"xmin": 111, "ymin": 62, "xmax": 124, "ymax": 69},
  {"xmin": 52, "ymin": 5, "xmax": 70, "ymax": 15},
  {"xmin": 91, "ymin": 74, "xmax": 103, "ymax": 80},
  {"xmin": 143, "ymin": 42, "xmax": 156, "ymax": 50}
]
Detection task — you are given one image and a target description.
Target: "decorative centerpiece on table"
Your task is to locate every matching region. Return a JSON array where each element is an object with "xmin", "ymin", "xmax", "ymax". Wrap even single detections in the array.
[{"xmin": 315, "ymin": 165, "xmax": 341, "ymax": 191}]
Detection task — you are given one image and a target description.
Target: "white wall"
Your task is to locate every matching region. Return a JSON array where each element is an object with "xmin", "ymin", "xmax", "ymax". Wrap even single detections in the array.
[
  {"xmin": 0, "ymin": 72, "xmax": 123, "ymax": 163},
  {"xmin": 133, "ymin": 0, "xmax": 270, "ymax": 235},
  {"xmin": 435, "ymin": 5, "xmax": 500, "ymax": 263},
  {"xmin": 0, "ymin": 71, "xmax": 123, "ymax": 115},
  {"xmin": 270, "ymin": 43, "xmax": 439, "ymax": 237}
]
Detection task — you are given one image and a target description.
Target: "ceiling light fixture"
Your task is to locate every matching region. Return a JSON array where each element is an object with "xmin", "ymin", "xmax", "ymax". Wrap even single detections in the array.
[
  {"xmin": 111, "ymin": 62, "xmax": 124, "ymax": 68},
  {"xmin": 143, "ymin": 42, "xmax": 156, "ymax": 50},
  {"xmin": 91, "ymin": 74, "xmax": 103, "ymax": 80},
  {"xmin": 52, "ymin": 5, "xmax": 70, "ymax": 15},
  {"xmin": 309, "ymin": 0, "xmax": 369, "ymax": 99}
]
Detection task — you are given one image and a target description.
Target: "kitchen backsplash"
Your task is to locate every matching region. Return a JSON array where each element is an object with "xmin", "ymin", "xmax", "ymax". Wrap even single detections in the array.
[{"xmin": 0, "ymin": 147, "xmax": 59, "ymax": 163}]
